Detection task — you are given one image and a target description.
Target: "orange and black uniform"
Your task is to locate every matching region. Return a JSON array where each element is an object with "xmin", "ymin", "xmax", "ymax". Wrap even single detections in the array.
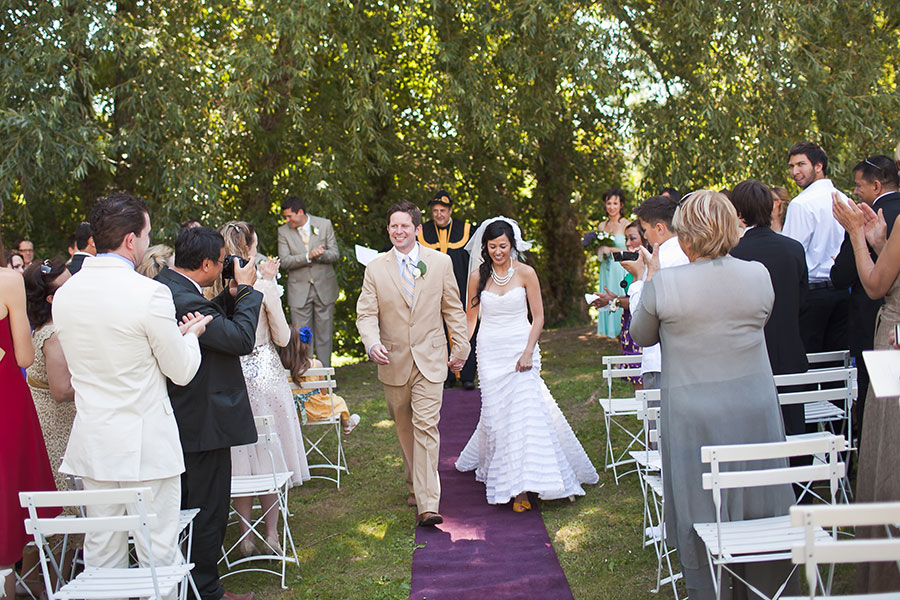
[{"xmin": 418, "ymin": 218, "xmax": 477, "ymax": 385}]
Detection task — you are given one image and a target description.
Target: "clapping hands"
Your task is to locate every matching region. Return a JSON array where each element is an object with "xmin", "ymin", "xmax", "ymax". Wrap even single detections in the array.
[
  {"xmin": 259, "ymin": 256, "xmax": 279, "ymax": 280},
  {"xmin": 309, "ymin": 244, "xmax": 326, "ymax": 260}
]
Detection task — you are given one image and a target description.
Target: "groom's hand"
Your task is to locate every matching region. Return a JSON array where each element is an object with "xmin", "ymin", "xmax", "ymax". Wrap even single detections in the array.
[
  {"xmin": 368, "ymin": 343, "xmax": 390, "ymax": 365},
  {"xmin": 448, "ymin": 357, "xmax": 464, "ymax": 373}
]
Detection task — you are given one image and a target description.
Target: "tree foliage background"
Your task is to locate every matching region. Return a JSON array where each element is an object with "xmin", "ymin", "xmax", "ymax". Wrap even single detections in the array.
[{"xmin": 2, "ymin": 0, "xmax": 899, "ymax": 355}]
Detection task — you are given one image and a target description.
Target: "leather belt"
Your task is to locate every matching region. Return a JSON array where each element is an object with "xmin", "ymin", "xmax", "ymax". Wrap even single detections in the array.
[{"xmin": 809, "ymin": 281, "xmax": 834, "ymax": 290}]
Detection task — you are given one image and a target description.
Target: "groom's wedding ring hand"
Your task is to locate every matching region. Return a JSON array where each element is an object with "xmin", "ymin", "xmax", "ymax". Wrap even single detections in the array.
[
  {"xmin": 448, "ymin": 357, "xmax": 464, "ymax": 373},
  {"xmin": 369, "ymin": 344, "xmax": 390, "ymax": 365}
]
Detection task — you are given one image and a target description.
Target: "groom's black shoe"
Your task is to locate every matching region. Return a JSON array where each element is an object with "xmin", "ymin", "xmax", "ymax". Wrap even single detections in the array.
[
  {"xmin": 443, "ymin": 378, "xmax": 457, "ymax": 389},
  {"xmin": 462, "ymin": 380, "xmax": 476, "ymax": 390},
  {"xmin": 417, "ymin": 512, "xmax": 443, "ymax": 527}
]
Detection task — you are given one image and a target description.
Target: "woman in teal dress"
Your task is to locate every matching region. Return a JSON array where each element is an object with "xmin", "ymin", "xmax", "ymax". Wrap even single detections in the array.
[{"xmin": 595, "ymin": 188, "xmax": 630, "ymax": 337}]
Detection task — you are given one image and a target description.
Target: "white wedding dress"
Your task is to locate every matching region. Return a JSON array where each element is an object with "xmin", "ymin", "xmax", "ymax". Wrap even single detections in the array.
[{"xmin": 455, "ymin": 286, "xmax": 599, "ymax": 504}]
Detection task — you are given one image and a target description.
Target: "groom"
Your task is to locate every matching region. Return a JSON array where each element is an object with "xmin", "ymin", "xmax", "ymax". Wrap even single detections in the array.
[{"xmin": 357, "ymin": 200, "xmax": 470, "ymax": 526}]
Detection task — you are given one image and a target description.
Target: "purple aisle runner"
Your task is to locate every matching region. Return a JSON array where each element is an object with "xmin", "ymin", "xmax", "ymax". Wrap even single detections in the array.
[{"xmin": 409, "ymin": 389, "xmax": 574, "ymax": 600}]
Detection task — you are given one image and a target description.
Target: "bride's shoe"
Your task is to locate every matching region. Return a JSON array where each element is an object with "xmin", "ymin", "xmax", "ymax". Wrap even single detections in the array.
[{"xmin": 512, "ymin": 496, "xmax": 532, "ymax": 512}]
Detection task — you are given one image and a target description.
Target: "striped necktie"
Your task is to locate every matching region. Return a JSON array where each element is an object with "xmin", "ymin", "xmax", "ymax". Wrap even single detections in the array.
[
  {"xmin": 401, "ymin": 257, "xmax": 416, "ymax": 307},
  {"xmin": 300, "ymin": 226, "xmax": 310, "ymax": 248}
]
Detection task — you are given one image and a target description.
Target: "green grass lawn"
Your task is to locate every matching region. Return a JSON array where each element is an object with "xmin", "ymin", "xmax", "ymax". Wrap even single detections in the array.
[{"xmin": 221, "ymin": 325, "xmax": 852, "ymax": 599}]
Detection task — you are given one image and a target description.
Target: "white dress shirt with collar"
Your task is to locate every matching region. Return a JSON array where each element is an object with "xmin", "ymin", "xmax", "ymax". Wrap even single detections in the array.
[
  {"xmin": 627, "ymin": 236, "xmax": 689, "ymax": 375},
  {"xmin": 781, "ymin": 178, "xmax": 848, "ymax": 283},
  {"xmin": 395, "ymin": 242, "xmax": 421, "ymax": 274}
]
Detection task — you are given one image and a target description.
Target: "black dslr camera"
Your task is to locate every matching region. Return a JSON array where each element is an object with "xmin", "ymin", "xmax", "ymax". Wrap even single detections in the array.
[{"xmin": 221, "ymin": 254, "xmax": 249, "ymax": 280}]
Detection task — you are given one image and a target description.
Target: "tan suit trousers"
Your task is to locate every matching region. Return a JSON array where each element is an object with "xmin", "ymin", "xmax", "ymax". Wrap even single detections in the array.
[
  {"xmin": 290, "ymin": 286, "xmax": 335, "ymax": 367},
  {"xmin": 81, "ymin": 475, "xmax": 182, "ymax": 600},
  {"xmin": 383, "ymin": 363, "xmax": 443, "ymax": 514}
]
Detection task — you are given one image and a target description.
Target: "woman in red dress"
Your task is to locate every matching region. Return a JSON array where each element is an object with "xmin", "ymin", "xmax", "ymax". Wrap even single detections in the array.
[{"xmin": 0, "ymin": 238, "xmax": 59, "ymax": 598}]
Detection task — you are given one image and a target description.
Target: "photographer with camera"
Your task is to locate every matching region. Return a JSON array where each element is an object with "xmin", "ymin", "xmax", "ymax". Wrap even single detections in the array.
[{"xmin": 155, "ymin": 226, "xmax": 263, "ymax": 600}]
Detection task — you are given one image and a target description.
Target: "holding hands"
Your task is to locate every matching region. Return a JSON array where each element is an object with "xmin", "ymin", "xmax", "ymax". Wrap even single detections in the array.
[{"xmin": 448, "ymin": 356, "xmax": 465, "ymax": 373}]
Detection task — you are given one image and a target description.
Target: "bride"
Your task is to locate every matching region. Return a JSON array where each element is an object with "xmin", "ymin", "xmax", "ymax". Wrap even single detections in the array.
[{"xmin": 455, "ymin": 217, "xmax": 598, "ymax": 511}]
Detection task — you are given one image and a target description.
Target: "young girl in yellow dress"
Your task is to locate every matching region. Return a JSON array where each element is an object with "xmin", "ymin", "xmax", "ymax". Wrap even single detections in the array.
[{"xmin": 280, "ymin": 326, "xmax": 360, "ymax": 434}]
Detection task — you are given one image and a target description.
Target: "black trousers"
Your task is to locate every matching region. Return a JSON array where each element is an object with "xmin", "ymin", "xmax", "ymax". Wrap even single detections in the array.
[
  {"xmin": 799, "ymin": 286, "xmax": 850, "ymax": 354},
  {"xmin": 182, "ymin": 448, "xmax": 231, "ymax": 600}
]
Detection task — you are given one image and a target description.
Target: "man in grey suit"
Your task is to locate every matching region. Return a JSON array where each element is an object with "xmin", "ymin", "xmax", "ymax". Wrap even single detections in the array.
[{"xmin": 278, "ymin": 196, "xmax": 340, "ymax": 366}]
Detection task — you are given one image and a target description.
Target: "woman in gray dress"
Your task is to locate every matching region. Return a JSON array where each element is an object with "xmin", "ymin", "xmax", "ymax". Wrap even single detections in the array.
[{"xmin": 630, "ymin": 190, "xmax": 797, "ymax": 599}]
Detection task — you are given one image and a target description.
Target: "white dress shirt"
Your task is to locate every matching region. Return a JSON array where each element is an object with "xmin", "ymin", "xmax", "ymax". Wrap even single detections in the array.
[
  {"xmin": 395, "ymin": 242, "xmax": 421, "ymax": 274},
  {"xmin": 627, "ymin": 236, "xmax": 689, "ymax": 375},
  {"xmin": 782, "ymin": 178, "xmax": 848, "ymax": 283}
]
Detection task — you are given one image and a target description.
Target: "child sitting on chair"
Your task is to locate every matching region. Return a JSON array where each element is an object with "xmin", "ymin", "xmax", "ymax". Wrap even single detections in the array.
[{"xmin": 279, "ymin": 326, "xmax": 360, "ymax": 435}]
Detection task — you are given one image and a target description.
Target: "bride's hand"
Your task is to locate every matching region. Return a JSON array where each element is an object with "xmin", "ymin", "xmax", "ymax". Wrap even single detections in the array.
[{"xmin": 515, "ymin": 352, "xmax": 532, "ymax": 372}]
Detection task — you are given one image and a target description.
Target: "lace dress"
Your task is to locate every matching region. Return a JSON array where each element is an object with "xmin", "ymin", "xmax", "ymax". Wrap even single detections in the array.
[
  {"xmin": 231, "ymin": 277, "xmax": 310, "ymax": 486},
  {"xmin": 26, "ymin": 324, "xmax": 76, "ymax": 492},
  {"xmin": 455, "ymin": 287, "xmax": 599, "ymax": 504}
]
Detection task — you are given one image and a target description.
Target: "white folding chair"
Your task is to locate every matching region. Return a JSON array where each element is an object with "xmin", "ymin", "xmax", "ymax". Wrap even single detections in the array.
[
  {"xmin": 597, "ymin": 353, "xmax": 644, "ymax": 483},
  {"xmin": 290, "ymin": 367, "xmax": 348, "ymax": 488},
  {"xmin": 221, "ymin": 415, "xmax": 299, "ymax": 589},
  {"xmin": 19, "ymin": 487, "xmax": 193, "ymax": 600},
  {"xmin": 783, "ymin": 502, "xmax": 900, "ymax": 600},
  {"xmin": 806, "ymin": 350, "xmax": 851, "ymax": 371},
  {"xmin": 629, "ymin": 389, "xmax": 682, "ymax": 599},
  {"xmin": 0, "ymin": 569, "xmax": 12, "ymax": 598},
  {"xmin": 775, "ymin": 368, "xmax": 857, "ymax": 502},
  {"xmin": 693, "ymin": 435, "xmax": 847, "ymax": 600}
]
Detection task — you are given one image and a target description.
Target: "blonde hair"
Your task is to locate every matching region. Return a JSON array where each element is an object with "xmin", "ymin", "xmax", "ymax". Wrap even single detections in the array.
[
  {"xmin": 672, "ymin": 190, "xmax": 740, "ymax": 259},
  {"xmin": 136, "ymin": 244, "xmax": 173, "ymax": 279},
  {"xmin": 206, "ymin": 221, "xmax": 255, "ymax": 298}
]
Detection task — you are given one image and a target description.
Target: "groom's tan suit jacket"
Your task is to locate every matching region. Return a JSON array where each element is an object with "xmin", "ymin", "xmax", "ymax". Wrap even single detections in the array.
[{"xmin": 357, "ymin": 245, "xmax": 470, "ymax": 384}]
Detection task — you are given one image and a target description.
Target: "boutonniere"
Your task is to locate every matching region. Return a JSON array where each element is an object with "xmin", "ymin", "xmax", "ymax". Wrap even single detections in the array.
[
  {"xmin": 311, "ymin": 225, "xmax": 320, "ymax": 236},
  {"xmin": 413, "ymin": 260, "xmax": 427, "ymax": 279}
]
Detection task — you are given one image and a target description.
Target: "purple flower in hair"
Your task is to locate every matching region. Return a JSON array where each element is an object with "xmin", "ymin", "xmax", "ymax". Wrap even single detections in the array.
[{"xmin": 298, "ymin": 326, "xmax": 313, "ymax": 344}]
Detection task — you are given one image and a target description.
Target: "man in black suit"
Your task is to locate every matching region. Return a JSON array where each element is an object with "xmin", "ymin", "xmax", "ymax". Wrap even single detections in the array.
[
  {"xmin": 155, "ymin": 227, "xmax": 262, "ymax": 600},
  {"xmin": 830, "ymin": 155, "xmax": 900, "ymax": 441},
  {"xmin": 730, "ymin": 179, "xmax": 809, "ymax": 438},
  {"xmin": 67, "ymin": 222, "xmax": 96, "ymax": 274}
]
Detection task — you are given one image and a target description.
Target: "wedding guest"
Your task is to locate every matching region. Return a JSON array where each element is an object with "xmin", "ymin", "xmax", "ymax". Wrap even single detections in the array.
[
  {"xmin": 65, "ymin": 235, "xmax": 77, "ymax": 263},
  {"xmin": 782, "ymin": 141, "xmax": 850, "ymax": 354},
  {"xmin": 24, "ymin": 259, "xmax": 75, "ymax": 490},
  {"xmin": 833, "ymin": 193, "xmax": 900, "ymax": 594},
  {"xmin": 770, "ymin": 185, "xmax": 790, "ymax": 233},
  {"xmin": 216, "ymin": 220, "xmax": 309, "ymax": 558},
  {"xmin": 5, "ymin": 250, "xmax": 24, "ymax": 273},
  {"xmin": 0, "ymin": 234, "xmax": 59, "ymax": 600},
  {"xmin": 136, "ymin": 244, "xmax": 175, "ymax": 279},
  {"xmin": 54, "ymin": 193, "xmax": 211, "ymax": 600},
  {"xmin": 590, "ymin": 221, "xmax": 644, "ymax": 391},
  {"xmin": 630, "ymin": 190, "xmax": 798, "ymax": 599},
  {"xmin": 281, "ymin": 325, "xmax": 360, "ymax": 434},
  {"xmin": 729, "ymin": 179, "xmax": 809, "ymax": 440},
  {"xmin": 16, "ymin": 239, "xmax": 34, "ymax": 268},
  {"xmin": 278, "ymin": 196, "xmax": 340, "ymax": 366},
  {"xmin": 22, "ymin": 258, "xmax": 76, "ymax": 595},
  {"xmin": 67, "ymin": 222, "xmax": 96, "ymax": 275},
  {"xmin": 621, "ymin": 195, "xmax": 689, "ymax": 390},
  {"xmin": 155, "ymin": 226, "xmax": 262, "ymax": 600},
  {"xmin": 594, "ymin": 188, "xmax": 630, "ymax": 338},
  {"xmin": 830, "ymin": 156, "xmax": 900, "ymax": 439}
]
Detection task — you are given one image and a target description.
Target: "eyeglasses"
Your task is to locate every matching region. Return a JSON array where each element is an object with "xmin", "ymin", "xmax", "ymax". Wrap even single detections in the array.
[
  {"xmin": 39, "ymin": 259, "xmax": 52, "ymax": 275},
  {"xmin": 677, "ymin": 192, "xmax": 693, "ymax": 207},
  {"xmin": 864, "ymin": 157, "xmax": 886, "ymax": 179}
]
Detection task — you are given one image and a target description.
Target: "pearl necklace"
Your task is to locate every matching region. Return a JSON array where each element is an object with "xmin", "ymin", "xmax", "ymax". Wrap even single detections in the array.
[{"xmin": 491, "ymin": 265, "xmax": 515, "ymax": 286}]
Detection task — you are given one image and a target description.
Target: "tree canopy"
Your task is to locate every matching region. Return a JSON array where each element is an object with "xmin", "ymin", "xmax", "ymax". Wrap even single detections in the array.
[{"xmin": 2, "ymin": 0, "xmax": 898, "ymax": 353}]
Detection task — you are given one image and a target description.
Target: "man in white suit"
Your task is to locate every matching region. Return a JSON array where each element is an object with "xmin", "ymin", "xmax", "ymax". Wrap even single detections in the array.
[
  {"xmin": 278, "ymin": 195, "xmax": 340, "ymax": 366},
  {"xmin": 53, "ymin": 193, "xmax": 212, "ymax": 596}
]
